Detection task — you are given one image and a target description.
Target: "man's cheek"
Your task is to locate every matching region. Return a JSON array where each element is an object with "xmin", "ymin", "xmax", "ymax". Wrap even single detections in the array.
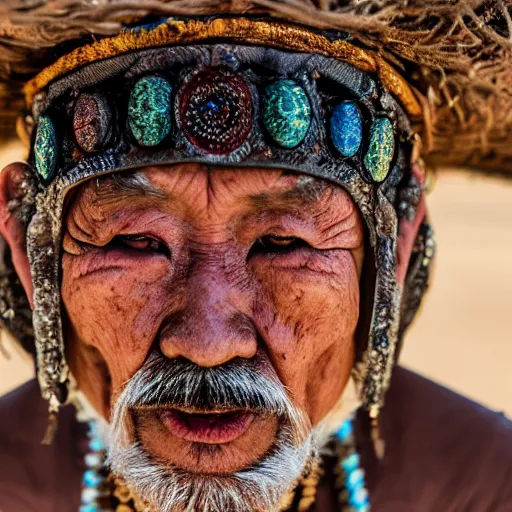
[
  {"xmin": 262, "ymin": 255, "xmax": 358, "ymax": 396},
  {"xmin": 264, "ymin": 254, "xmax": 360, "ymax": 339},
  {"xmin": 61, "ymin": 266, "xmax": 169, "ymax": 384}
]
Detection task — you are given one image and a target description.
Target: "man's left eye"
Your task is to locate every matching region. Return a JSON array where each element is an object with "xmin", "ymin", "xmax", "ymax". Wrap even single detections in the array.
[
  {"xmin": 116, "ymin": 234, "xmax": 166, "ymax": 253},
  {"xmin": 249, "ymin": 235, "xmax": 308, "ymax": 257}
]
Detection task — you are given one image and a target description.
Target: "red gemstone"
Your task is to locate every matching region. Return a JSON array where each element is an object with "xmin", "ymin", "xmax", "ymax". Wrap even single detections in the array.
[{"xmin": 179, "ymin": 68, "xmax": 252, "ymax": 154}]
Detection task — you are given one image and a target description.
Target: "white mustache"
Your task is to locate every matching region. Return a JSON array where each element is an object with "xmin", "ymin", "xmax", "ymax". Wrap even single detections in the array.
[
  {"xmin": 106, "ymin": 350, "xmax": 316, "ymax": 512},
  {"xmin": 127, "ymin": 352, "xmax": 286, "ymax": 408}
]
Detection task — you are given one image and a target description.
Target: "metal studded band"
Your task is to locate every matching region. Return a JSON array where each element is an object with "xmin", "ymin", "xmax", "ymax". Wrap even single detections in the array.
[{"xmin": 25, "ymin": 40, "xmax": 425, "ymax": 426}]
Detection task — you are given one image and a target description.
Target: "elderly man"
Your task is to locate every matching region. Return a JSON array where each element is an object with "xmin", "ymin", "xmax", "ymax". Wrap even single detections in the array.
[{"xmin": 0, "ymin": 1, "xmax": 511, "ymax": 511}]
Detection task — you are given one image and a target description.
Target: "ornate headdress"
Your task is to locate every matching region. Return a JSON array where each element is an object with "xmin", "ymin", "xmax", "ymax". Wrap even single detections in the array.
[{"xmin": 0, "ymin": 0, "xmax": 510, "ymax": 437}]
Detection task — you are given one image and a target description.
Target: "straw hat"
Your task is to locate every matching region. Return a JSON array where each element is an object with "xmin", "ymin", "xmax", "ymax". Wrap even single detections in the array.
[{"xmin": 1, "ymin": 0, "xmax": 512, "ymax": 177}]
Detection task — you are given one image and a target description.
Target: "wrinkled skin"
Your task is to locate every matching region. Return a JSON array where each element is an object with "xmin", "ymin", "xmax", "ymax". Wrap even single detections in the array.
[{"xmin": 59, "ymin": 164, "xmax": 364, "ymax": 474}]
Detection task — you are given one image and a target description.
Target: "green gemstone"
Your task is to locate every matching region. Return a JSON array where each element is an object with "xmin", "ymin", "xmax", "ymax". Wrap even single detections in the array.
[
  {"xmin": 128, "ymin": 75, "xmax": 172, "ymax": 147},
  {"xmin": 364, "ymin": 118, "xmax": 395, "ymax": 183},
  {"xmin": 262, "ymin": 79, "xmax": 311, "ymax": 148},
  {"xmin": 34, "ymin": 115, "xmax": 58, "ymax": 182}
]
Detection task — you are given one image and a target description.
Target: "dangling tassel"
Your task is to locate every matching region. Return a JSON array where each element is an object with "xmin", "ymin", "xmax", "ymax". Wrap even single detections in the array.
[
  {"xmin": 369, "ymin": 406, "xmax": 385, "ymax": 460},
  {"xmin": 42, "ymin": 395, "xmax": 61, "ymax": 445},
  {"xmin": 42, "ymin": 410, "xmax": 58, "ymax": 445}
]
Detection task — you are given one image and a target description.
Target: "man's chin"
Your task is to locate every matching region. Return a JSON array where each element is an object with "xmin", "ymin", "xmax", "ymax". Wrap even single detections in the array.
[
  {"xmin": 109, "ymin": 441, "xmax": 312, "ymax": 512},
  {"xmin": 133, "ymin": 408, "xmax": 279, "ymax": 473}
]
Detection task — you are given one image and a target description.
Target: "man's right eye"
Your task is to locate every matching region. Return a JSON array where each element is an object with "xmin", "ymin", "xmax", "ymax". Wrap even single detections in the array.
[{"xmin": 111, "ymin": 235, "xmax": 170, "ymax": 256}]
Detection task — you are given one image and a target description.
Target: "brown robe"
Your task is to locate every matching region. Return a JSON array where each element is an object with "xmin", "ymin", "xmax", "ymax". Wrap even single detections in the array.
[{"xmin": 0, "ymin": 367, "xmax": 511, "ymax": 511}]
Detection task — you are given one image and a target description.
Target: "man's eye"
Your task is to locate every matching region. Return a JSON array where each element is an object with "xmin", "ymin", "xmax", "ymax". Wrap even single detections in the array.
[
  {"xmin": 249, "ymin": 235, "xmax": 308, "ymax": 257},
  {"xmin": 115, "ymin": 235, "xmax": 168, "ymax": 254}
]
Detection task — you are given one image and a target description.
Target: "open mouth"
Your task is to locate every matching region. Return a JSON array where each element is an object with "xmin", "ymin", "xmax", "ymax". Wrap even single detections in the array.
[{"xmin": 160, "ymin": 409, "xmax": 255, "ymax": 444}]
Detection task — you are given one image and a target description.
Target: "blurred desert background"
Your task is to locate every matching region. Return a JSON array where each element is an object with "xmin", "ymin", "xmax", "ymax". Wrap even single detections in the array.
[{"xmin": 0, "ymin": 143, "xmax": 511, "ymax": 415}]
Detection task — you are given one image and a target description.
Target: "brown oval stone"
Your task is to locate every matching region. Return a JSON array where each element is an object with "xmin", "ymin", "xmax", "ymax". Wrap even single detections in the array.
[{"xmin": 73, "ymin": 93, "xmax": 113, "ymax": 153}]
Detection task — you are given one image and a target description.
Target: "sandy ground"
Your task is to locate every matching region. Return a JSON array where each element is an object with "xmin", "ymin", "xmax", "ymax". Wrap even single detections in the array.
[{"xmin": 0, "ymin": 144, "xmax": 510, "ymax": 415}]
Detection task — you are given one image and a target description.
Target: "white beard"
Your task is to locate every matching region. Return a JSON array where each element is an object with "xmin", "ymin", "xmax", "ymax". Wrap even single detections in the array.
[{"xmin": 71, "ymin": 366, "xmax": 360, "ymax": 512}]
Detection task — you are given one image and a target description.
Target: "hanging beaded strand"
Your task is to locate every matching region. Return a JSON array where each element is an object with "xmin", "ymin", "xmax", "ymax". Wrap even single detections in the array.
[
  {"xmin": 80, "ymin": 421, "xmax": 113, "ymax": 512},
  {"xmin": 336, "ymin": 417, "xmax": 371, "ymax": 512}
]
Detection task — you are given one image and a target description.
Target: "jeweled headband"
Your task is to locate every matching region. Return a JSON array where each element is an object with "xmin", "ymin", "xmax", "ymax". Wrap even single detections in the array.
[{"xmin": 19, "ymin": 16, "xmax": 433, "ymax": 433}]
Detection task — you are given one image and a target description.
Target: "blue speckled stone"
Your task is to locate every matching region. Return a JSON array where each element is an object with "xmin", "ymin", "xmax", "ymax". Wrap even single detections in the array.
[
  {"xmin": 34, "ymin": 115, "xmax": 58, "ymax": 182},
  {"xmin": 262, "ymin": 79, "xmax": 311, "ymax": 148},
  {"xmin": 128, "ymin": 75, "xmax": 172, "ymax": 147},
  {"xmin": 364, "ymin": 117, "xmax": 395, "ymax": 182},
  {"xmin": 330, "ymin": 101, "xmax": 362, "ymax": 157}
]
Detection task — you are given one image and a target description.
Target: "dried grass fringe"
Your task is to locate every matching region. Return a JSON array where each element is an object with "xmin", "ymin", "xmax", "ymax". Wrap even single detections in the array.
[{"xmin": 1, "ymin": 0, "xmax": 512, "ymax": 176}]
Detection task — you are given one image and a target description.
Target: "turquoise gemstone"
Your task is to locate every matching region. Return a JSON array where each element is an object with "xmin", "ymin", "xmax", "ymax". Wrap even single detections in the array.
[
  {"xmin": 364, "ymin": 117, "xmax": 395, "ymax": 182},
  {"xmin": 129, "ymin": 75, "xmax": 172, "ymax": 147},
  {"xmin": 349, "ymin": 487, "xmax": 369, "ymax": 508},
  {"xmin": 87, "ymin": 420, "xmax": 104, "ymax": 439},
  {"xmin": 337, "ymin": 418, "xmax": 353, "ymax": 442},
  {"xmin": 262, "ymin": 79, "xmax": 311, "ymax": 148},
  {"xmin": 88, "ymin": 437, "xmax": 104, "ymax": 451},
  {"xmin": 34, "ymin": 115, "xmax": 58, "ymax": 182},
  {"xmin": 79, "ymin": 505, "xmax": 99, "ymax": 512},
  {"xmin": 330, "ymin": 101, "xmax": 362, "ymax": 156},
  {"xmin": 342, "ymin": 453, "xmax": 360, "ymax": 473},
  {"xmin": 82, "ymin": 469, "xmax": 101, "ymax": 487},
  {"xmin": 346, "ymin": 468, "xmax": 365, "ymax": 492}
]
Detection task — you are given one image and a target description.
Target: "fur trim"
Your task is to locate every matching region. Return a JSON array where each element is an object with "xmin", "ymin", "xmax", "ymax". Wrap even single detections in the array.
[{"xmin": 1, "ymin": 0, "xmax": 512, "ymax": 176}]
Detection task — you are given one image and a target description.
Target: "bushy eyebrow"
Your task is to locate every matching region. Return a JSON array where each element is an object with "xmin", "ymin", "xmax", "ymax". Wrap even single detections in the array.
[
  {"xmin": 94, "ymin": 171, "xmax": 168, "ymax": 202},
  {"xmin": 63, "ymin": 171, "xmax": 170, "ymax": 230},
  {"xmin": 247, "ymin": 178, "xmax": 344, "ymax": 214}
]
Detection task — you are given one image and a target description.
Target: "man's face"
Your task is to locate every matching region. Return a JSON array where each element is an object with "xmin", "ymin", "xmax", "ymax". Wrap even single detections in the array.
[{"xmin": 61, "ymin": 163, "xmax": 364, "ymax": 507}]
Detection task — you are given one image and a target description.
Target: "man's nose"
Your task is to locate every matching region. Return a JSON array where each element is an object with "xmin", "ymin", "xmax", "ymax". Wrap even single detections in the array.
[{"xmin": 159, "ymin": 273, "xmax": 257, "ymax": 367}]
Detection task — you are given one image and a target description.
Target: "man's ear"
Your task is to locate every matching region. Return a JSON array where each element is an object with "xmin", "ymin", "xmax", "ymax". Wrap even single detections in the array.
[
  {"xmin": 0, "ymin": 163, "xmax": 34, "ymax": 308},
  {"xmin": 396, "ymin": 166, "xmax": 427, "ymax": 286}
]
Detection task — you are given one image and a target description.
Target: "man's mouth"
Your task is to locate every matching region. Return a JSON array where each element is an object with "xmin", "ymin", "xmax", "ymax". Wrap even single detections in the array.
[{"xmin": 160, "ymin": 408, "xmax": 255, "ymax": 444}]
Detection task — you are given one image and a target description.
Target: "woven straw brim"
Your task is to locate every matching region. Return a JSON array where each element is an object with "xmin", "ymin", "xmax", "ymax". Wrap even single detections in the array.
[{"xmin": 1, "ymin": 0, "xmax": 512, "ymax": 178}]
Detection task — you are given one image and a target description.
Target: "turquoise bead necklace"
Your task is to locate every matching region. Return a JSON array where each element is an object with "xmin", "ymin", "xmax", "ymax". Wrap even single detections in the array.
[
  {"xmin": 79, "ymin": 417, "xmax": 371, "ymax": 512},
  {"xmin": 79, "ymin": 421, "xmax": 113, "ymax": 512},
  {"xmin": 336, "ymin": 417, "xmax": 371, "ymax": 512}
]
